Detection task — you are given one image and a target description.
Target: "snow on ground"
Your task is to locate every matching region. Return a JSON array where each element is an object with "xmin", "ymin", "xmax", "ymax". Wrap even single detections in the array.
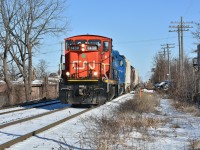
[
  {"xmin": 135, "ymin": 99, "xmax": 200, "ymax": 149},
  {"xmin": 5, "ymin": 93, "xmax": 200, "ymax": 150},
  {"xmin": 0, "ymin": 80, "xmax": 5, "ymax": 84},
  {"xmin": 0, "ymin": 100, "xmax": 60, "ymax": 114},
  {"xmin": 142, "ymin": 88, "xmax": 155, "ymax": 93},
  {"xmin": 0, "ymin": 107, "xmax": 85, "ymax": 145},
  {"xmin": 0, "ymin": 103, "xmax": 69, "ymax": 125},
  {"xmin": 0, "ymin": 106, "xmax": 25, "ymax": 114},
  {"xmin": 7, "ymin": 94, "xmax": 134, "ymax": 150}
]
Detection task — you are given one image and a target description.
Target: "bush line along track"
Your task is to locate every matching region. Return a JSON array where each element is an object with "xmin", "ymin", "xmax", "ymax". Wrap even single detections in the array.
[
  {"xmin": 0, "ymin": 101, "xmax": 60, "ymax": 115},
  {"xmin": 0, "ymin": 107, "xmax": 92, "ymax": 150}
]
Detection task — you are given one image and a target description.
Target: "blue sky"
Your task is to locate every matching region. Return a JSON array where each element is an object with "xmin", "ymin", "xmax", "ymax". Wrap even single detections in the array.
[{"xmin": 34, "ymin": 0, "xmax": 200, "ymax": 81}]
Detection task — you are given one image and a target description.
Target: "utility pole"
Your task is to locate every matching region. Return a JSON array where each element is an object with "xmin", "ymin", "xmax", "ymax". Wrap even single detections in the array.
[
  {"xmin": 161, "ymin": 44, "xmax": 175, "ymax": 80},
  {"xmin": 160, "ymin": 47, "xmax": 167, "ymax": 59},
  {"xmin": 169, "ymin": 16, "xmax": 193, "ymax": 73},
  {"xmin": 159, "ymin": 48, "xmax": 167, "ymax": 80}
]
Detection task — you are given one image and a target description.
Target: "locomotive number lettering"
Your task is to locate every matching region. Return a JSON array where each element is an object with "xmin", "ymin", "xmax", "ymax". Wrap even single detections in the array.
[{"xmin": 72, "ymin": 60, "xmax": 95, "ymax": 70}]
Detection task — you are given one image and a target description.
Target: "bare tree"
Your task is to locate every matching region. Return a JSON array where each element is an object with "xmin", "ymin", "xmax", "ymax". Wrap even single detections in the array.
[
  {"xmin": 193, "ymin": 22, "xmax": 200, "ymax": 42},
  {"xmin": 36, "ymin": 59, "xmax": 48, "ymax": 79},
  {"xmin": 8, "ymin": 62, "xmax": 19, "ymax": 81},
  {"xmin": 0, "ymin": 0, "xmax": 17, "ymax": 103},
  {"xmin": 151, "ymin": 52, "xmax": 167, "ymax": 83},
  {"xmin": 0, "ymin": 53, "xmax": 4, "ymax": 80},
  {"xmin": 169, "ymin": 56, "xmax": 196, "ymax": 103},
  {"xmin": 0, "ymin": 0, "xmax": 68, "ymax": 101}
]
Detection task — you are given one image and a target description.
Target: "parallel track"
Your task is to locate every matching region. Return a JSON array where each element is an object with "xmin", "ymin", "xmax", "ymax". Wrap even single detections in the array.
[
  {"xmin": 0, "ymin": 106, "xmax": 69, "ymax": 129},
  {"xmin": 0, "ymin": 107, "xmax": 92, "ymax": 150},
  {"xmin": 0, "ymin": 100, "xmax": 61, "ymax": 115}
]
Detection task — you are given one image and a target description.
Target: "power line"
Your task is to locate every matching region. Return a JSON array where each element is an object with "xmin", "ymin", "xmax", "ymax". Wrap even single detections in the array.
[{"xmin": 114, "ymin": 36, "xmax": 178, "ymax": 44}]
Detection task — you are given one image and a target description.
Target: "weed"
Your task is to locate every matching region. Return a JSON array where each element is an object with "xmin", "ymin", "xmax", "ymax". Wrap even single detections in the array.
[
  {"xmin": 173, "ymin": 100, "xmax": 198, "ymax": 113},
  {"xmin": 189, "ymin": 138, "xmax": 200, "ymax": 150},
  {"xmin": 117, "ymin": 93, "xmax": 160, "ymax": 114}
]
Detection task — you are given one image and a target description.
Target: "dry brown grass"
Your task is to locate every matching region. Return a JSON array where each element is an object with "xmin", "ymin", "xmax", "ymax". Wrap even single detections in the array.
[
  {"xmin": 79, "ymin": 113, "xmax": 164, "ymax": 150},
  {"xmin": 195, "ymin": 111, "xmax": 200, "ymax": 117},
  {"xmin": 79, "ymin": 114, "xmax": 135, "ymax": 150},
  {"xmin": 171, "ymin": 123, "xmax": 180, "ymax": 129},
  {"xmin": 173, "ymin": 100, "xmax": 198, "ymax": 113},
  {"xmin": 189, "ymin": 139, "xmax": 200, "ymax": 150},
  {"xmin": 117, "ymin": 113, "xmax": 162, "ymax": 131},
  {"xmin": 117, "ymin": 92, "xmax": 160, "ymax": 114},
  {"xmin": 132, "ymin": 115, "xmax": 163, "ymax": 130},
  {"xmin": 76, "ymin": 93, "xmax": 165, "ymax": 149}
]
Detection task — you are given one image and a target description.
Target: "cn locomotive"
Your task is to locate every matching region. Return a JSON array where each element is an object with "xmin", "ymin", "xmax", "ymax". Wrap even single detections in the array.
[{"xmin": 59, "ymin": 34, "xmax": 138, "ymax": 105}]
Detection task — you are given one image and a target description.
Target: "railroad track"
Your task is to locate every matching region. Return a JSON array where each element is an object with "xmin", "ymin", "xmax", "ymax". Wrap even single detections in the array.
[
  {"xmin": 0, "ymin": 99, "xmax": 59, "ymax": 111},
  {"xmin": 0, "ymin": 100, "xmax": 61, "ymax": 115},
  {"xmin": 0, "ymin": 106, "xmax": 69, "ymax": 129},
  {"xmin": 0, "ymin": 106, "xmax": 93, "ymax": 150},
  {"xmin": 0, "ymin": 94, "xmax": 134, "ymax": 149},
  {"xmin": 0, "ymin": 101, "xmax": 69, "ymax": 127}
]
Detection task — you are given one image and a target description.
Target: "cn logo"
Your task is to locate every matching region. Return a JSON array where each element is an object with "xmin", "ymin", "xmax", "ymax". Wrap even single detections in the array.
[{"xmin": 72, "ymin": 60, "xmax": 95, "ymax": 70}]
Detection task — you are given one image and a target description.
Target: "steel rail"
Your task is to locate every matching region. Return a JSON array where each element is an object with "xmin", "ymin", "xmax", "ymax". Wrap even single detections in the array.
[
  {"xmin": 0, "ymin": 106, "xmax": 70, "ymax": 129},
  {"xmin": 0, "ymin": 99, "xmax": 59, "ymax": 111},
  {"xmin": 0, "ymin": 101, "xmax": 61, "ymax": 115},
  {"xmin": 0, "ymin": 108, "xmax": 92, "ymax": 150}
]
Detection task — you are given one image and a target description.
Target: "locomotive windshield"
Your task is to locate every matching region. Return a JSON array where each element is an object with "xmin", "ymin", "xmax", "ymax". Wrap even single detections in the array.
[
  {"xmin": 75, "ymin": 40, "xmax": 87, "ymax": 44},
  {"xmin": 88, "ymin": 40, "xmax": 101, "ymax": 46},
  {"xmin": 70, "ymin": 45, "xmax": 80, "ymax": 50},
  {"xmin": 66, "ymin": 39, "xmax": 104, "ymax": 51},
  {"xmin": 87, "ymin": 45, "xmax": 98, "ymax": 50}
]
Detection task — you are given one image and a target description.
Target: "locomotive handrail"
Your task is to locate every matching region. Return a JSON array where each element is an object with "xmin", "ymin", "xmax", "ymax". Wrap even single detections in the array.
[{"xmin": 102, "ymin": 63, "xmax": 109, "ymax": 79}]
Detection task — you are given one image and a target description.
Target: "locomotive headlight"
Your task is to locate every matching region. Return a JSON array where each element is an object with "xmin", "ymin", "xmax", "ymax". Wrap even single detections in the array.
[
  {"xmin": 66, "ymin": 72, "xmax": 70, "ymax": 76},
  {"xmin": 81, "ymin": 44, "xmax": 85, "ymax": 51},
  {"xmin": 94, "ymin": 72, "xmax": 98, "ymax": 76}
]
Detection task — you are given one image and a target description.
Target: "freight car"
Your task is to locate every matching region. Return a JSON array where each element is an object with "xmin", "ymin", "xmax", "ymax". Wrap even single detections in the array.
[{"xmin": 59, "ymin": 34, "xmax": 138, "ymax": 105}]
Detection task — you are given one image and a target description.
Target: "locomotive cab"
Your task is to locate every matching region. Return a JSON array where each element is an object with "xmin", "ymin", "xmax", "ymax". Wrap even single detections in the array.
[{"xmin": 59, "ymin": 35, "xmax": 117, "ymax": 105}]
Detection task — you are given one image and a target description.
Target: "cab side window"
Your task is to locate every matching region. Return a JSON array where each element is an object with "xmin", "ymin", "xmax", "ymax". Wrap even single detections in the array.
[
  {"xmin": 65, "ymin": 40, "xmax": 72, "ymax": 50},
  {"xmin": 103, "ymin": 41, "xmax": 109, "ymax": 52}
]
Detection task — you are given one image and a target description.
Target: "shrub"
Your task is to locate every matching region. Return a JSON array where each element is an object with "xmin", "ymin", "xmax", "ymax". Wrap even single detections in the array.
[{"xmin": 117, "ymin": 93, "xmax": 159, "ymax": 114}]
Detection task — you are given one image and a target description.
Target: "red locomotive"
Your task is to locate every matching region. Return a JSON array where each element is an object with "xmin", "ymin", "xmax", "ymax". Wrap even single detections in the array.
[{"xmin": 59, "ymin": 34, "xmax": 138, "ymax": 105}]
